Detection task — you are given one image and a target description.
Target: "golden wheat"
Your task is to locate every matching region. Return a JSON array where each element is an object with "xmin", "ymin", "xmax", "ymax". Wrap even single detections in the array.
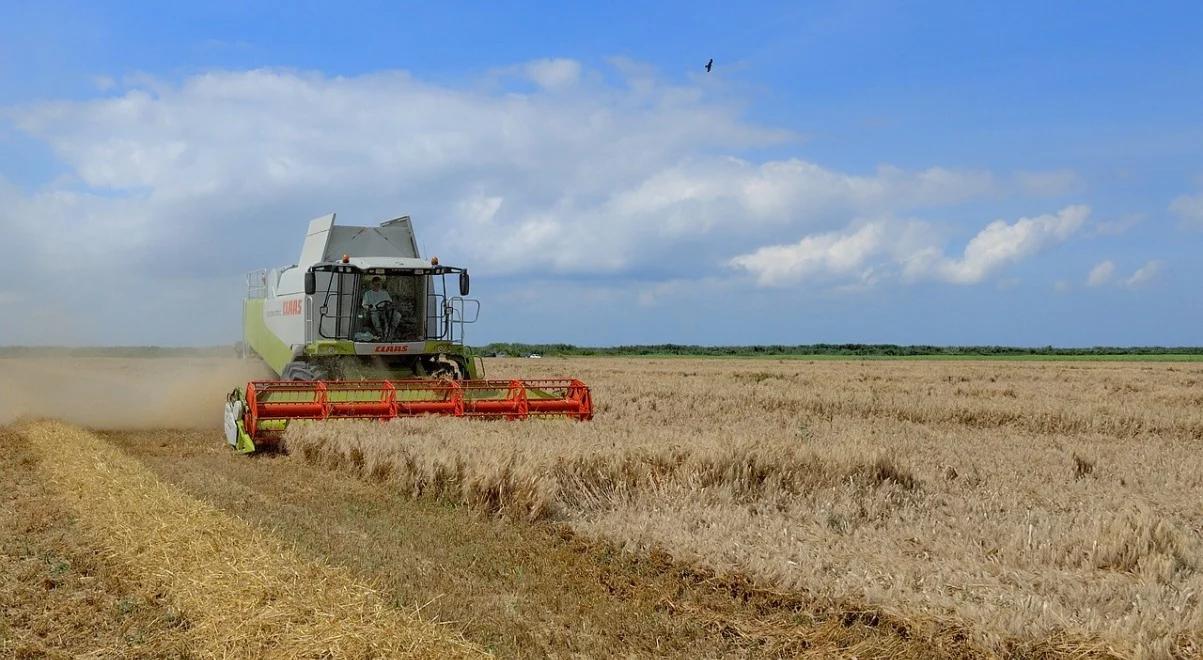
[
  {"xmin": 286, "ymin": 357, "xmax": 1203, "ymax": 657},
  {"xmin": 18, "ymin": 420, "xmax": 483, "ymax": 658}
]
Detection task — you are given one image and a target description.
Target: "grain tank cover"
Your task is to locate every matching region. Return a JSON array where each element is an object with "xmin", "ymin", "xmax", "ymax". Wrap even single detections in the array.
[{"xmin": 298, "ymin": 213, "xmax": 421, "ymax": 270}]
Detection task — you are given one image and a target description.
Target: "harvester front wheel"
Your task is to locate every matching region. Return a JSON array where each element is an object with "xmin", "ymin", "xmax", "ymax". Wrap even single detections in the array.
[
  {"xmin": 281, "ymin": 361, "xmax": 329, "ymax": 381},
  {"xmin": 426, "ymin": 354, "xmax": 465, "ymax": 380}
]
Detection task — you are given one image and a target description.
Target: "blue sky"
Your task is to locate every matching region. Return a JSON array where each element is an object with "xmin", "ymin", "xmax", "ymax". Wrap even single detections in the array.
[{"xmin": 1, "ymin": 1, "xmax": 1200, "ymax": 346}]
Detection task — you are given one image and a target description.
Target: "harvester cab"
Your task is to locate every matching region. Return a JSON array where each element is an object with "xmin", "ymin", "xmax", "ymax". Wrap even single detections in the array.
[{"xmin": 223, "ymin": 213, "xmax": 593, "ymax": 453}]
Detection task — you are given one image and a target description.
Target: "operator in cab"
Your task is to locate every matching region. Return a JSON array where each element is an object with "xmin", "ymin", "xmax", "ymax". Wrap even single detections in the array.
[
  {"xmin": 363, "ymin": 276, "xmax": 392, "ymax": 308},
  {"xmin": 362, "ymin": 276, "xmax": 395, "ymax": 338}
]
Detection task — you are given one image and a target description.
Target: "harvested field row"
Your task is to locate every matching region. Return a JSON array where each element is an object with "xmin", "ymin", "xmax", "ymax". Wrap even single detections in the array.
[
  {"xmin": 106, "ymin": 427, "xmax": 995, "ymax": 658},
  {"xmin": 15, "ymin": 420, "xmax": 481, "ymax": 658},
  {"xmin": 0, "ymin": 430, "xmax": 192, "ymax": 658},
  {"xmin": 286, "ymin": 357, "xmax": 1203, "ymax": 658}
]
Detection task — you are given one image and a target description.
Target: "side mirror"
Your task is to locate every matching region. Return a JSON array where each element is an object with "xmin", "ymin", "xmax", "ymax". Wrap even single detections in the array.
[
  {"xmin": 459, "ymin": 270, "xmax": 470, "ymax": 296},
  {"xmin": 304, "ymin": 271, "xmax": 316, "ymax": 295}
]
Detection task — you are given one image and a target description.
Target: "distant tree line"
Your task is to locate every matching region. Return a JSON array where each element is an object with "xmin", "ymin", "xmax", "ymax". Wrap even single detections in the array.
[
  {"xmin": 475, "ymin": 343, "xmax": 1203, "ymax": 357},
  {"xmin": 3, "ymin": 344, "xmax": 1199, "ymax": 359}
]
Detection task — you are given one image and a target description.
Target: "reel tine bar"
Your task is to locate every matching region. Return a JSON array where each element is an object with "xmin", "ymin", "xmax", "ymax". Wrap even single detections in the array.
[{"xmin": 242, "ymin": 378, "xmax": 592, "ymax": 443}]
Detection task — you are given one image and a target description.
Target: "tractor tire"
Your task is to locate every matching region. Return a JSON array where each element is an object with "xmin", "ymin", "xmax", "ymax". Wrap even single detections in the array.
[
  {"xmin": 428, "ymin": 354, "xmax": 465, "ymax": 380},
  {"xmin": 281, "ymin": 361, "xmax": 329, "ymax": 381}
]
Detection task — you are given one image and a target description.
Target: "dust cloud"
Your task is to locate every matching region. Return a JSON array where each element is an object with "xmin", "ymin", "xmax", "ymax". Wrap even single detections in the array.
[{"xmin": 0, "ymin": 357, "xmax": 272, "ymax": 430}]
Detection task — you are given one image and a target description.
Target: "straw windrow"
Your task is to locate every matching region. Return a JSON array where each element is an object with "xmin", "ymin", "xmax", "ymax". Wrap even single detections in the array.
[{"xmin": 18, "ymin": 420, "xmax": 484, "ymax": 658}]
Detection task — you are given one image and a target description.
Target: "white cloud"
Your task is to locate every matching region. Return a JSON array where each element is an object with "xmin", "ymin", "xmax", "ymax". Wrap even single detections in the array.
[
  {"xmin": 608, "ymin": 159, "xmax": 993, "ymax": 236},
  {"xmin": 1169, "ymin": 193, "xmax": 1203, "ymax": 230},
  {"xmin": 0, "ymin": 62, "xmax": 1093, "ymax": 342},
  {"xmin": 1124, "ymin": 260, "xmax": 1164, "ymax": 288},
  {"xmin": 917, "ymin": 205, "xmax": 1089, "ymax": 285},
  {"xmin": 1087, "ymin": 260, "xmax": 1115, "ymax": 286},
  {"xmin": 635, "ymin": 277, "xmax": 730, "ymax": 307},
  {"xmin": 729, "ymin": 206, "xmax": 1089, "ymax": 287},
  {"xmin": 1091, "ymin": 212, "xmax": 1145, "ymax": 236},
  {"xmin": 91, "ymin": 75, "xmax": 117, "ymax": 91},
  {"xmin": 3, "ymin": 65, "xmax": 1007, "ymax": 281},
  {"xmin": 728, "ymin": 223, "xmax": 888, "ymax": 286},
  {"xmin": 523, "ymin": 58, "xmax": 582, "ymax": 89},
  {"xmin": 4, "ymin": 65, "xmax": 787, "ymax": 279}
]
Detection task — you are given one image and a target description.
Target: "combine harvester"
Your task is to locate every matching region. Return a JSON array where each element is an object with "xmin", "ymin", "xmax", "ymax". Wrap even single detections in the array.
[{"xmin": 223, "ymin": 213, "xmax": 593, "ymax": 453}]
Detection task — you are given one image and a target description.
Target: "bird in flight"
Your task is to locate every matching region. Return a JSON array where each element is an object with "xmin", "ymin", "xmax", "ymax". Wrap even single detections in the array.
[{"xmin": 705, "ymin": 58, "xmax": 714, "ymax": 73}]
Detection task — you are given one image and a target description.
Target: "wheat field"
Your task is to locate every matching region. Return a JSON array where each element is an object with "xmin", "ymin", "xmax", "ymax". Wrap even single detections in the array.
[
  {"xmin": 286, "ymin": 357, "xmax": 1203, "ymax": 657},
  {"xmin": 2, "ymin": 355, "xmax": 1201, "ymax": 657}
]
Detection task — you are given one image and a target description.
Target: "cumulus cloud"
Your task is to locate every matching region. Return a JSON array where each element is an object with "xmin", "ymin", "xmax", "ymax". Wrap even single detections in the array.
[
  {"xmin": 1078, "ymin": 259, "xmax": 1166, "ymax": 290},
  {"xmin": 606, "ymin": 159, "xmax": 993, "ymax": 237},
  {"xmin": 0, "ymin": 61, "xmax": 1091, "ymax": 342},
  {"xmin": 0, "ymin": 64, "xmax": 1007, "ymax": 282},
  {"xmin": 1124, "ymin": 260, "xmax": 1164, "ymax": 288},
  {"xmin": 1091, "ymin": 212, "xmax": 1145, "ymax": 236},
  {"xmin": 1087, "ymin": 260, "xmax": 1115, "ymax": 287},
  {"xmin": 925, "ymin": 206, "xmax": 1088, "ymax": 284},
  {"xmin": 523, "ymin": 58, "xmax": 582, "ymax": 88},
  {"xmin": 3, "ymin": 65, "xmax": 791, "ymax": 281},
  {"xmin": 91, "ymin": 75, "xmax": 117, "ymax": 91},
  {"xmin": 728, "ymin": 223, "xmax": 888, "ymax": 286},
  {"xmin": 730, "ymin": 206, "xmax": 1088, "ymax": 287},
  {"xmin": 1169, "ymin": 193, "xmax": 1203, "ymax": 230}
]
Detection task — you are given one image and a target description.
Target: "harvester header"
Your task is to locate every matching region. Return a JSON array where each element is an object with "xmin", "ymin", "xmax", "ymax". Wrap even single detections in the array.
[{"xmin": 223, "ymin": 212, "xmax": 593, "ymax": 452}]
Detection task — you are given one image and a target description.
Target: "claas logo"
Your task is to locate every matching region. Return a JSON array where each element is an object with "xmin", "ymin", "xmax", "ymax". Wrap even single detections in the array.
[
  {"xmin": 281, "ymin": 299, "xmax": 303, "ymax": 315},
  {"xmin": 373, "ymin": 345, "xmax": 410, "ymax": 353}
]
